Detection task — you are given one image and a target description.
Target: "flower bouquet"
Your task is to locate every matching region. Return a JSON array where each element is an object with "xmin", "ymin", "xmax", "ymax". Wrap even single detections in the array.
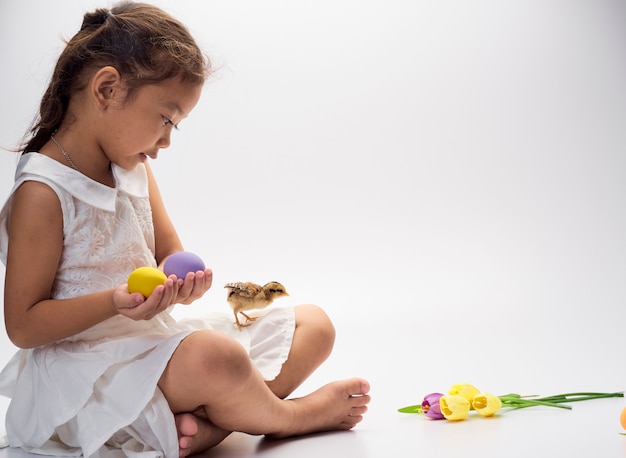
[{"xmin": 398, "ymin": 383, "xmax": 623, "ymax": 421}]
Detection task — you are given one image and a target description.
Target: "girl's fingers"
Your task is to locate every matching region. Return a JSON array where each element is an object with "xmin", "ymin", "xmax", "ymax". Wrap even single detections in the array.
[{"xmin": 175, "ymin": 269, "xmax": 213, "ymax": 304}]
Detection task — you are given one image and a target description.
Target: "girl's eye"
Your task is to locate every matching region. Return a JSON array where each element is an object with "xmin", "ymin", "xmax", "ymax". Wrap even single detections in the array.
[{"xmin": 162, "ymin": 116, "xmax": 179, "ymax": 130}]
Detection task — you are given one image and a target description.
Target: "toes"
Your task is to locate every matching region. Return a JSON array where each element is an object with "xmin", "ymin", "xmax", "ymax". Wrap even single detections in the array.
[
  {"xmin": 175, "ymin": 413, "xmax": 199, "ymax": 457},
  {"xmin": 179, "ymin": 443, "xmax": 192, "ymax": 458},
  {"xmin": 349, "ymin": 393, "xmax": 371, "ymax": 409},
  {"xmin": 179, "ymin": 436, "xmax": 193, "ymax": 449},
  {"xmin": 175, "ymin": 413, "xmax": 199, "ymax": 437},
  {"xmin": 350, "ymin": 405, "xmax": 368, "ymax": 416},
  {"xmin": 178, "ymin": 433, "xmax": 195, "ymax": 458},
  {"xmin": 346, "ymin": 378, "xmax": 370, "ymax": 396},
  {"xmin": 341, "ymin": 413, "xmax": 364, "ymax": 429}
]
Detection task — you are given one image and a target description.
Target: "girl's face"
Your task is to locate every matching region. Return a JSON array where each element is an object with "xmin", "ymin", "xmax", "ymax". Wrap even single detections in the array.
[{"xmin": 103, "ymin": 77, "xmax": 203, "ymax": 170}]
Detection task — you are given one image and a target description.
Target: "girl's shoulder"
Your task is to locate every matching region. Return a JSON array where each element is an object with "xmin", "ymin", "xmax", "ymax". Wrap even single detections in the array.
[
  {"xmin": 4, "ymin": 153, "xmax": 69, "ymax": 209},
  {"xmin": 0, "ymin": 154, "xmax": 69, "ymax": 264}
]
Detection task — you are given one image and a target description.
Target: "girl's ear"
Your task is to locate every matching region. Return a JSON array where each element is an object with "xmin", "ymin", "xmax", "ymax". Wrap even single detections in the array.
[{"xmin": 91, "ymin": 66, "xmax": 122, "ymax": 108}]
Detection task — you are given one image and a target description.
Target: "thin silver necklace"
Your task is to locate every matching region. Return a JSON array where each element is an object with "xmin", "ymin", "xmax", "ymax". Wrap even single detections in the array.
[{"xmin": 50, "ymin": 134, "xmax": 80, "ymax": 172}]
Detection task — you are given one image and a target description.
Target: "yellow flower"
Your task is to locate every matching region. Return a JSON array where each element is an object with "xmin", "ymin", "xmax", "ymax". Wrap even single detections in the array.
[
  {"xmin": 472, "ymin": 393, "xmax": 502, "ymax": 417},
  {"xmin": 440, "ymin": 395, "xmax": 471, "ymax": 421},
  {"xmin": 448, "ymin": 383, "xmax": 480, "ymax": 403}
]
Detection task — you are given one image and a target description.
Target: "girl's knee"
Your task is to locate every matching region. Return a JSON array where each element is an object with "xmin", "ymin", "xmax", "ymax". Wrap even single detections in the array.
[
  {"xmin": 295, "ymin": 304, "xmax": 336, "ymax": 353},
  {"xmin": 178, "ymin": 330, "xmax": 252, "ymax": 378},
  {"xmin": 160, "ymin": 330, "xmax": 255, "ymax": 413}
]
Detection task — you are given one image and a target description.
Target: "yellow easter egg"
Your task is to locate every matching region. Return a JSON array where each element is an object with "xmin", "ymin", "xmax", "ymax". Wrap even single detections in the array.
[
  {"xmin": 621, "ymin": 406, "xmax": 626, "ymax": 430},
  {"xmin": 128, "ymin": 267, "xmax": 167, "ymax": 298}
]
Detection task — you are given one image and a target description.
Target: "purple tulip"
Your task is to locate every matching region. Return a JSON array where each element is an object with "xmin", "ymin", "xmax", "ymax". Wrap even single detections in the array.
[{"xmin": 422, "ymin": 393, "xmax": 445, "ymax": 420}]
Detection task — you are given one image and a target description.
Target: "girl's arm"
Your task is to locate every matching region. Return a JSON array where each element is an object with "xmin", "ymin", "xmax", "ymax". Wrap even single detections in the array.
[
  {"xmin": 146, "ymin": 163, "xmax": 212, "ymax": 304},
  {"xmin": 146, "ymin": 162, "xmax": 184, "ymax": 264},
  {"xmin": 4, "ymin": 180, "xmax": 178, "ymax": 349}
]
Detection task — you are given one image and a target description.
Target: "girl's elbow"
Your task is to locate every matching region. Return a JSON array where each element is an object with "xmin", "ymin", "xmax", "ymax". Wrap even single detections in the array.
[{"xmin": 6, "ymin": 322, "xmax": 37, "ymax": 349}]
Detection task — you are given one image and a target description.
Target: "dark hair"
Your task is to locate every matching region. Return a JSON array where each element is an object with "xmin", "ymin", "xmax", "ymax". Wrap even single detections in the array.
[{"xmin": 21, "ymin": 1, "xmax": 210, "ymax": 153}]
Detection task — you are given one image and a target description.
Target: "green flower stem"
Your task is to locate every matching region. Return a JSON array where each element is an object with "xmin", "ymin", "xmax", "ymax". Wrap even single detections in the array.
[
  {"xmin": 498, "ymin": 396, "xmax": 572, "ymax": 410},
  {"xmin": 499, "ymin": 392, "xmax": 623, "ymax": 411},
  {"xmin": 532, "ymin": 392, "xmax": 623, "ymax": 403}
]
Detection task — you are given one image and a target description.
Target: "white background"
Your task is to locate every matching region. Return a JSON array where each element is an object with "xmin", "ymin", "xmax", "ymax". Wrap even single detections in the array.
[{"xmin": 1, "ymin": 1, "xmax": 625, "ymax": 457}]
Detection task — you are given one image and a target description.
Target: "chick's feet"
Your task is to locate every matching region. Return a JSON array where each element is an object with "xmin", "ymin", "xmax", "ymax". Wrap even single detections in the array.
[
  {"xmin": 240, "ymin": 311, "xmax": 257, "ymax": 322},
  {"xmin": 175, "ymin": 413, "xmax": 230, "ymax": 457},
  {"xmin": 268, "ymin": 378, "xmax": 371, "ymax": 439}
]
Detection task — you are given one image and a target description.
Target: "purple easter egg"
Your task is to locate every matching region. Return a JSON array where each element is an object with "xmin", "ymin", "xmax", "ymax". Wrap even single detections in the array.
[{"xmin": 163, "ymin": 251, "xmax": 206, "ymax": 278}]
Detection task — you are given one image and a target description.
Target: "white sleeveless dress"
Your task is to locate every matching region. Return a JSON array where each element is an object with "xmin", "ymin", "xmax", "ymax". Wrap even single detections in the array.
[{"xmin": 0, "ymin": 154, "xmax": 295, "ymax": 457}]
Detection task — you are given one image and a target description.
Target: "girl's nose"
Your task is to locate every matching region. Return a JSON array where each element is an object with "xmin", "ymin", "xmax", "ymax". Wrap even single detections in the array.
[{"xmin": 157, "ymin": 131, "xmax": 171, "ymax": 149}]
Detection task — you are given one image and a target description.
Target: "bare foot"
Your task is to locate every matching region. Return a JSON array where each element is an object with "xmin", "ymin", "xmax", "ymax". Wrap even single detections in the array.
[
  {"xmin": 175, "ymin": 414, "xmax": 197, "ymax": 457},
  {"xmin": 175, "ymin": 413, "xmax": 231, "ymax": 457},
  {"xmin": 269, "ymin": 378, "xmax": 371, "ymax": 439}
]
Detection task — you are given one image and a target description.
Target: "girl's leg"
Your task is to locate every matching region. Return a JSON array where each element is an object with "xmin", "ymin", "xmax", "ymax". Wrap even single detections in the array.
[
  {"xmin": 266, "ymin": 304, "xmax": 336, "ymax": 399},
  {"xmin": 159, "ymin": 329, "xmax": 370, "ymax": 456},
  {"xmin": 174, "ymin": 304, "xmax": 336, "ymax": 455}
]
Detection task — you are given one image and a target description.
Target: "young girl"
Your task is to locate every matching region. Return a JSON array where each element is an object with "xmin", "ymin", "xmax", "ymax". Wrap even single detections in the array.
[{"xmin": 0, "ymin": 3, "xmax": 370, "ymax": 457}]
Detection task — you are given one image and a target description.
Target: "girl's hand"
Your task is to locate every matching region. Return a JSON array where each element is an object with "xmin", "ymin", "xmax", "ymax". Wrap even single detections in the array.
[
  {"xmin": 173, "ymin": 268, "xmax": 213, "ymax": 305},
  {"xmin": 113, "ymin": 277, "xmax": 180, "ymax": 320}
]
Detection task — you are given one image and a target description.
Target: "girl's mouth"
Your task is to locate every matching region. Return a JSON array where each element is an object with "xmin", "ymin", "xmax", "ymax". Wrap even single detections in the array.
[{"xmin": 141, "ymin": 151, "xmax": 159, "ymax": 161}]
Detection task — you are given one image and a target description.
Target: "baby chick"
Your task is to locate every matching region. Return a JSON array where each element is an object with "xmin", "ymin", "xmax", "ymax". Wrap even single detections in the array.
[{"xmin": 225, "ymin": 281, "xmax": 289, "ymax": 329}]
